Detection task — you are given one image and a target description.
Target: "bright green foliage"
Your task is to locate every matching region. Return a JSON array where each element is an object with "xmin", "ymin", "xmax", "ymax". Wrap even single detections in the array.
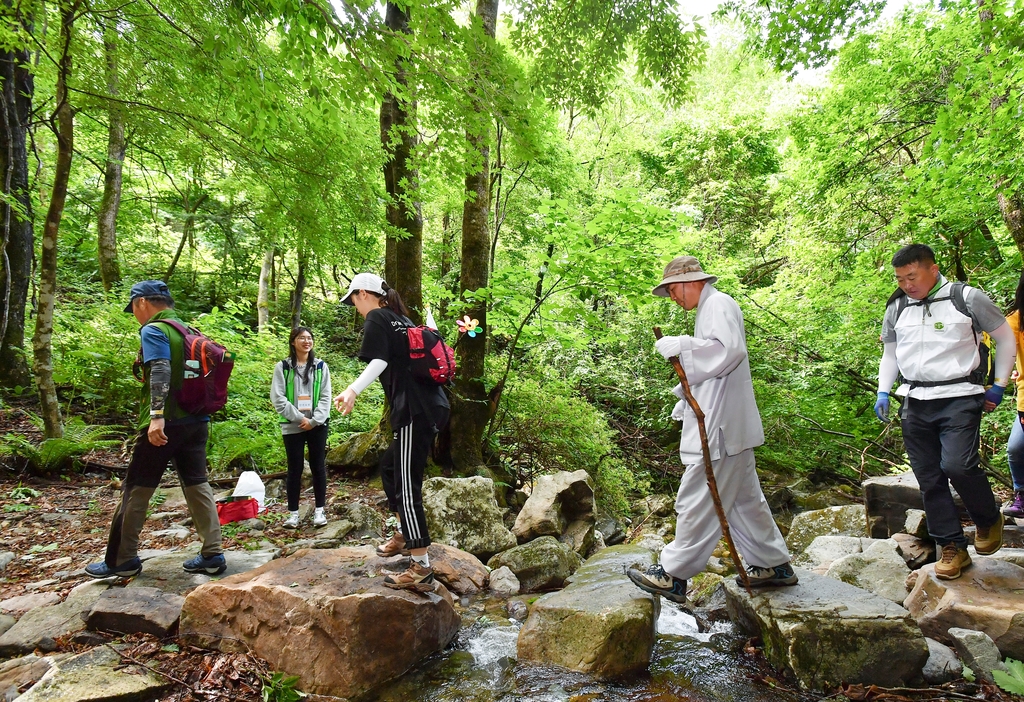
[
  {"xmin": 993, "ymin": 658, "xmax": 1024, "ymax": 694},
  {"xmin": 261, "ymin": 671, "xmax": 305, "ymax": 702},
  {"xmin": 0, "ymin": 417, "xmax": 120, "ymax": 473}
]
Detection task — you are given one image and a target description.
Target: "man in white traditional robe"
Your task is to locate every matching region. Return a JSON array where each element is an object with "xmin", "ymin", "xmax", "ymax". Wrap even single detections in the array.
[{"xmin": 627, "ymin": 256, "xmax": 796, "ymax": 603}]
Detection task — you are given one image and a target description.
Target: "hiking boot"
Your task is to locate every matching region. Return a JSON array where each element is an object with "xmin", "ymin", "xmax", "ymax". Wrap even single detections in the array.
[
  {"xmin": 738, "ymin": 562, "xmax": 799, "ymax": 588},
  {"xmin": 84, "ymin": 557, "xmax": 142, "ymax": 579},
  {"xmin": 376, "ymin": 532, "xmax": 410, "ymax": 557},
  {"xmin": 183, "ymin": 553, "xmax": 227, "ymax": 575},
  {"xmin": 974, "ymin": 513, "xmax": 1004, "ymax": 556},
  {"xmin": 383, "ymin": 562, "xmax": 435, "ymax": 592},
  {"xmin": 282, "ymin": 513, "xmax": 300, "ymax": 529},
  {"xmin": 626, "ymin": 563, "xmax": 687, "ymax": 603},
  {"xmin": 934, "ymin": 543, "xmax": 971, "ymax": 580},
  {"xmin": 1002, "ymin": 492, "xmax": 1024, "ymax": 520},
  {"xmin": 313, "ymin": 510, "xmax": 328, "ymax": 528}
]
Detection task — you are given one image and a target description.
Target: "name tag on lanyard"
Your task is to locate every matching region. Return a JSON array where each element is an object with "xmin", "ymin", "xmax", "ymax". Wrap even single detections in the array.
[{"xmin": 297, "ymin": 395, "xmax": 312, "ymax": 412}]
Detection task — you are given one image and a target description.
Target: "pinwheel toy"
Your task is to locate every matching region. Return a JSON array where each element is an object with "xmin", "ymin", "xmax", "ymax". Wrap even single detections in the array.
[{"xmin": 457, "ymin": 315, "xmax": 480, "ymax": 337}]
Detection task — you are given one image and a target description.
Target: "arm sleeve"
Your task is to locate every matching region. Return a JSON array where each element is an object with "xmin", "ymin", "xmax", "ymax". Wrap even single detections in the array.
[
  {"xmin": 148, "ymin": 358, "xmax": 171, "ymax": 415},
  {"xmin": 677, "ymin": 298, "xmax": 746, "ymax": 384},
  {"xmin": 311, "ymin": 364, "xmax": 332, "ymax": 427},
  {"xmin": 348, "ymin": 358, "xmax": 388, "ymax": 396},
  {"xmin": 878, "ymin": 342, "xmax": 899, "ymax": 393},
  {"xmin": 271, "ymin": 362, "xmax": 304, "ymax": 423},
  {"xmin": 990, "ymin": 321, "xmax": 1016, "ymax": 388}
]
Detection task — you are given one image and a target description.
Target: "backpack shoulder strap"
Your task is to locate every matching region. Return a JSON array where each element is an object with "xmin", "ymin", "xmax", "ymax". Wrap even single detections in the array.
[
  {"xmin": 889, "ymin": 288, "xmax": 908, "ymax": 320},
  {"xmin": 152, "ymin": 318, "xmax": 190, "ymax": 338},
  {"xmin": 950, "ymin": 282, "xmax": 981, "ymax": 332}
]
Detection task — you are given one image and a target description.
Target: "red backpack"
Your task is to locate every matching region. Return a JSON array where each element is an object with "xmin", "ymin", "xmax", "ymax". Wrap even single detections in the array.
[
  {"xmin": 137, "ymin": 319, "xmax": 234, "ymax": 415},
  {"xmin": 406, "ymin": 326, "xmax": 456, "ymax": 385}
]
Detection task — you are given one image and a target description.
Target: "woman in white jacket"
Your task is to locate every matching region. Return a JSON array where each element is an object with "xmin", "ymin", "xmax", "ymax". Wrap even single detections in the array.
[{"xmin": 271, "ymin": 326, "xmax": 332, "ymax": 528}]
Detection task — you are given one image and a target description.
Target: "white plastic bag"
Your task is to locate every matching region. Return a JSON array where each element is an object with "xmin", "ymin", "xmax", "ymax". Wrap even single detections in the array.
[{"xmin": 232, "ymin": 470, "xmax": 266, "ymax": 512}]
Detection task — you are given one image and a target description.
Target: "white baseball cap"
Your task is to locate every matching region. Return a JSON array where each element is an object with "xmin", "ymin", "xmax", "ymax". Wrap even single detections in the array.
[{"xmin": 341, "ymin": 272, "xmax": 386, "ymax": 305}]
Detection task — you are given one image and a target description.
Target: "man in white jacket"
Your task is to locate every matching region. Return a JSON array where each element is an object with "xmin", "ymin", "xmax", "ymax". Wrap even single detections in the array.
[
  {"xmin": 874, "ymin": 244, "xmax": 1013, "ymax": 579},
  {"xmin": 628, "ymin": 256, "xmax": 795, "ymax": 603}
]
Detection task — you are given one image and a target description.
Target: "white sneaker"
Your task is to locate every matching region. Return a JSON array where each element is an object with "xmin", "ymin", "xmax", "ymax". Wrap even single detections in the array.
[
  {"xmin": 283, "ymin": 513, "xmax": 300, "ymax": 529},
  {"xmin": 313, "ymin": 511, "xmax": 328, "ymax": 527}
]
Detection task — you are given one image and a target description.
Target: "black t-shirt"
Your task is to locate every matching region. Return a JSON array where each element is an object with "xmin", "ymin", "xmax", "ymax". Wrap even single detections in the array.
[{"xmin": 359, "ymin": 307, "xmax": 449, "ymax": 430}]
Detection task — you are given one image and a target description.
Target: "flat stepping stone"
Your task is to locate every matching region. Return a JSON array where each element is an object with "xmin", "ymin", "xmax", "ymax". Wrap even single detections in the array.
[
  {"xmin": 0, "ymin": 581, "xmax": 110, "ymax": 657},
  {"xmin": 724, "ymin": 568, "xmax": 927, "ymax": 690},
  {"xmin": 15, "ymin": 645, "xmax": 170, "ymax": 702},
  {"xmin": 85, "ymin": 587, "xmax": 185, "ymax": 637},
  {"xmin": 127, "ymin": 547, "xmax": 275, "ymax": 595}
]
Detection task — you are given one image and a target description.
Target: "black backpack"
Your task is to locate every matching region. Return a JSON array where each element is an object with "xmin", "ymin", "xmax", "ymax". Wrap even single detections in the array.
[{"xmin": 889, "ymin": 282, "xmax": 995, "ymax": 389}]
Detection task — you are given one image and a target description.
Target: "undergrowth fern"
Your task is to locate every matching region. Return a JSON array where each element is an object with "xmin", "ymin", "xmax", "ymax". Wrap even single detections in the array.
[{"xmin": 0, "ymin": 415, "xmax": 121, "ymax": 472}]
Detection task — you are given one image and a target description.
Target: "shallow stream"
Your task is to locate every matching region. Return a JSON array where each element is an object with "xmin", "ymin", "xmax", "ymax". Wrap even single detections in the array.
[{"xmin": 366, "ymin": 597, "xmax": 804, "ymax": 702}]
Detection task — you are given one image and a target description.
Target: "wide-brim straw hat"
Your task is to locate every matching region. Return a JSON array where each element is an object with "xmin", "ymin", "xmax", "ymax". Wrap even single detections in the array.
[{"xmin": 652, "ymin": 255, "xmax": 717, "ymax": 297}]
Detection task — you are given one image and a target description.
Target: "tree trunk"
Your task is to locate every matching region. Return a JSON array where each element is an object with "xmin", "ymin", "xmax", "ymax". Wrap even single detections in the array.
[
  {"xmin": 0, "ymin": 3, "xmax": 34, "ymax": 389},
  {"xmin": 257, "ymin": 247, "xmax": 274, "ymax": 332},
  {"xmin": 34, "ymin": 2, "xmax": 78, "ymax": 439},
  {"xmin": 998, "ymin": 191, "xmax": 1024, "ymax": 260},
  {"xmin": 96, "ymin": 27, "xmax": 124, "ymax": 292},
  {"xmin": 449, "ymin": 0, "xmax": 498, "ymax": 472},
  {"xmin": 290, "ymin": 248, "xmax": 307, "ymax": 329},
  {"xmin": 379, "ymin": 1, "xmax": 423, "ymax": 323},
  {"xmin": 164, "ymin": 191, "xmax": 206, "ymax": 281}
]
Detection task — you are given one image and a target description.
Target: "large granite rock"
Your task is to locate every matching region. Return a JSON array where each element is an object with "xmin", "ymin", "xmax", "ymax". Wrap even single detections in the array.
[
  {"xmin": 0, "ymin": 581, "xmax": 110, "ymax": 656},
  {"xmin": 891, "ymin": 533, "xmax": 936, "ymax": 569},
  {"xmin": 84, "ymin": 587, "xmax": 185, "ymax": 637},
  {"xmin": 179, "ymin": 547, "xmax": 460, "ymax": 699},
  {"xmin": 724, "ymin": 568, "xmax": 928, "ymax": 690},
  {"xmin": 128, "ymin": 545, "xmax": 276, "ymax": 595},
  {"xmin": 517, "ymin": 545, "xmax": 659, "ymax": 678},
  {"xmin": 513, "ymin": 470, "xmax": 596, "ymax": 543},
  {"xmin": 487, "ymin": 536, "xmax": 583, "ymax": 593},
  {"xmin": 863, "ymin": 472, "xmax": 924, "ymax": 539},
  {"xmin": 489, "ymin": 567, "xmax": 520, "ymax": 596},
  {"xmin": 422, "ymin": 476, "xmax": 517, "ymax": 559},
  {"xmin": 336, "ymin": 502, "xmax": 385, "ymax": 539},
  {"xmin": 15, "ymin": 646, "xmax": 170, "ymax": 702},
  {"xmin": 0, "ymin": 592, "xmax": 61, "ymax": 617},
  {"xmin": 786, "ymin": 505, "xmax": 867, "ymax": 555},
  {"xmin": 904, "ymin": 558, "xmax": 1024, "ymax": 659},
  {"xmin": 824, "ymin": 538, "xmax": 910, "ymax": 604},
  {"xmin": 793, "ymin": 535, "xmax": 865, "ymax": 573},
  {"xmin": 325, "ymin": 422, "xmax": 390, "ymax": 470}
]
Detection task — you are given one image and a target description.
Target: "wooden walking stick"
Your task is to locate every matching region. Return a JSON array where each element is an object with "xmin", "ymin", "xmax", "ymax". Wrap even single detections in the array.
[{"xmin": 654, "ymin": 327, "xmax": 753, "ymax": 595}]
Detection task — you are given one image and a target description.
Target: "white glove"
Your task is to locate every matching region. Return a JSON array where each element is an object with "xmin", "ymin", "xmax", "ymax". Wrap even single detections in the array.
[
  {"xmin": 672, "ymin": 383, "xmax": 685, "ymax": 399},
  {"xmin": 655, "ymin": 335, "xmax": 683, "ymax": 360}
]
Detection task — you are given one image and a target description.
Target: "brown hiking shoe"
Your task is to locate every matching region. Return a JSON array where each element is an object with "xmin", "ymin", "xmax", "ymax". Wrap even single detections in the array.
[
  {"xmin": 376, "ymin": 532, "xmax": 410, "ymax": 557},
  {"xmin": 383, "ymin": 562, "xmax": 435, "ymax": 592},
  {"xmin": 934, "ymin": 543, "xmax": 971, "ymax": 580},
  {"xmin": 974, "ymin": 514, "xmax": 1004, "ymax": 556}
]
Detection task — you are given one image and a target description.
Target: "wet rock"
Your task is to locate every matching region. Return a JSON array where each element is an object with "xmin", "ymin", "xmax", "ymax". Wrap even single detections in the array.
[
  {"xmin": 128, "ymin": 545, "xmax": 276, "ymax": 596},
  {"xmin": 891, "ymin": 533, "xmax": 936, "ymax": 569},
  {"xmin": 595, "ymin": 512, "xmax": 626, "ymax": 546},
  {"xmin": 487, "ymin": 536, "xmax": 582, "ymax": 592},
  {"xmin": 947, "ymin": 627, "xmax": 1008, "ymax": 683},
  {"xmin": 904, "ymin": 510, "xmax": 929, "ymax": 539},
  {"xmin": 507, "ymin": 599, "xmax": 528, "ymax": 621},
  {"xmin": 786, "ymin": 505, "xmax": 866, "ymax": 555},
  {"xmin": 863, "ymin": 472, "xmax": 924, "ymax": 539},
  {"xmin": 489, "ymin": 567, "xmax": 520, "ymax": 597},
  {"xmin": 1, "ymin": 592, "xmax": 61, "ymax": 617},
  {"xmin": 336, "ymin": 502, "xmax": 384, "ymax": 539},
  {"xmin": 904, "ymin": 558, "xmax": 1024, "ymax": 659},
  {"xmin": 724, "ymin": 568, "xmax": 928, "ymax": 690},
  {"xmin": 85, "ymin": 587, "xmax": 185, "ymax": 637},
  {"xmin": 326, "ymin": 423, "xmax": 390, "ymax": 470},
  {"xmin": 0, "ymin": 654, "xmax": 63, "ymax": 701},
  {"xmin": 0, "ymin": 581, "xmax": 110, "ymax": 656},
  {"xmin": 559, "ymin": 519, "xmax": 596, "ymax": 557},
  {"xmin": 0, "ymin": 552, "xmax": 14, "ymax": 573},
  {"xmin": 688, "ymin": 572, "xmax": 725, "ymax": 607},
  {"xmin": 426, "ymin": 543, "xmax": 489, "ymax": 596},
  {"xmin": 824, "ymin": 539, "xmax": 910, "ymax": 604},
  {"xmin": 922, "ymin": 637, "xmax": 962, "ymax": 684},
  {"xmin": 15, "ymin": 645, "xmax": 170, "ymax": 702},
  {"xmin": 794, "ymin": 535, "xmax": 864, "ymax": 573},
  {"xmin": 422, "ymin": 476, "xmax": 517, "ymax": 559},
  {"xmin": 513, "ymin": 470, "xmax": 596, "ymax": 543},
  {"xmin": 517, "ymin": 545, "xmax": 659, "ymax": 678},
  {"xmin": 179, "ymin": 546, "xmax": 460, "ymax": 699}
]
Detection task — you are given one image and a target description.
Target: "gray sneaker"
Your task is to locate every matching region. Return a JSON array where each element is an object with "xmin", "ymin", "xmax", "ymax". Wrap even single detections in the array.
[
  {"xmin": 737, "ymin": 562, "xmax": 798, "ymax": 587},
  {"xmin": 626, "ymin": 563, "xmax": 688, "ymax": 603}
]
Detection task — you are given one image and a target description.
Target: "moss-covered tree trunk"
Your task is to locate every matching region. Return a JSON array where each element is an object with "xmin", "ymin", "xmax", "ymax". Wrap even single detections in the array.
[
  {"xmin": 96, "ymin": 26, "xmax": 124, "ymax": 292},
  {"xmin": 0, "ymin": 2, "xmax": 34, "ymax": 389},
  {"xmin": 35, "ymin": 2, "xmax": 79, "ymax": 439},
  {"xmin": 379, "ymin": 1, "xmax": 423, "ymax": 323},
  {"xmin": 450, "ymin": 0, "xmax": 498, "ymax": 472}
]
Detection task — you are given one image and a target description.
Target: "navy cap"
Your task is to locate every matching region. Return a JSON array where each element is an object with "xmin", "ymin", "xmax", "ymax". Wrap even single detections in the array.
[{"xmin": 124, "ymin": 280, "xmax": 171, "ymax": 312}]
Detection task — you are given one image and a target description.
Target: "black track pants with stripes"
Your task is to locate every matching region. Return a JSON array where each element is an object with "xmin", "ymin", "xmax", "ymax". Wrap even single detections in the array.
[{"xmin": 380, "ymin": 411, "xmax": 447, "ymax": 550}]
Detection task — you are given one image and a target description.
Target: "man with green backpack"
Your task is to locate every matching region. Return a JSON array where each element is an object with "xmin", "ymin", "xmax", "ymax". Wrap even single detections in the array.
[{"xmin": 86, "ymin": 281, "xmax": 227, "ymax": 578}]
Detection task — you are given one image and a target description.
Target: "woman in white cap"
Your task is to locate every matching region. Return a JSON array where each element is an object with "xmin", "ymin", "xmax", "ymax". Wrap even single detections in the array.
[
  {"xmin": 271, "ymin": 326, "xmax": 332, "ymax": 529},
  {"xmin": 334, "ymin": 273, "xmax": 449, "ymax": 591}
]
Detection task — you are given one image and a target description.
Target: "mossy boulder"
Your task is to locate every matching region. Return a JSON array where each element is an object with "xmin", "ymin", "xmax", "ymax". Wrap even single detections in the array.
[
  {"xmin": 422, "ymin": 476, "xmax": 517, "ymax": 560},
  {"xmin": 326, "ymin": 423, "xmax": 390, "ymax": 470},
  {"xmin": 786, "ymin": 505, "xmax": 866, "ymax": 555},
  {"xmin": 487, "ymin": 536, "xmax": 582, "ymax": 592}
]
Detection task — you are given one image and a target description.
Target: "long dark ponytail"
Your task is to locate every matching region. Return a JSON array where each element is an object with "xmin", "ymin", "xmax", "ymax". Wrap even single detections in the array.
[
  {"xmin": 288, "ymin": 326, "xmax": 316, "ymax": 383},
  {"xmin": 1015, "ymin": 270, "xmax": 1024, "ymax": 327},
  {"xmin": 379, "ymin": 280, "xmax": 411, "ymax": 318}
]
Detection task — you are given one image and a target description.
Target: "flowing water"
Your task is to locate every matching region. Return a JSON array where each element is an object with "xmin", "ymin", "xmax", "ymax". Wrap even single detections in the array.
[{"xmin": 366, "ymin": 597, "xmax": 804, "ymax": 702}]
